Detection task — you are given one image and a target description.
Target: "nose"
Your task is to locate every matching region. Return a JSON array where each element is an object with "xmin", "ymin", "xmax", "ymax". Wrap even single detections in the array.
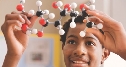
[{"xmin": 73, "ymin": 44, "xmax": 87, "ymax": 56}]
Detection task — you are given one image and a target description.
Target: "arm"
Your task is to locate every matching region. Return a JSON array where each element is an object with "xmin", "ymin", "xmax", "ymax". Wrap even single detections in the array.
[
  {"xmin": 1, "ymin": 11, "xmax": 38, "ymax": 67},
  {"xmin": 83, "ymin": 5, "xmax": 126, "ymax": 60}
]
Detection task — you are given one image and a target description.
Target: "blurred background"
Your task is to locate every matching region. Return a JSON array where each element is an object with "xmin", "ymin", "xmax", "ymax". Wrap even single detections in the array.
[{"xmin": 0, "ymin": 0, "xmax": 126, "ymax": 67}]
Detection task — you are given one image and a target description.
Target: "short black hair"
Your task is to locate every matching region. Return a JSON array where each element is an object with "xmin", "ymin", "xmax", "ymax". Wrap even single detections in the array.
[{"xmin": 60, "ymin": 15, "xmax": 104, "ymax": 45}]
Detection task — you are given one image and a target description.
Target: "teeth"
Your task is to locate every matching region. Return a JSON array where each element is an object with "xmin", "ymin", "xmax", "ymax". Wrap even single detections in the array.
[{"xmin": 73, "ymin": 61, "xmax": 85, "ymax": 63}]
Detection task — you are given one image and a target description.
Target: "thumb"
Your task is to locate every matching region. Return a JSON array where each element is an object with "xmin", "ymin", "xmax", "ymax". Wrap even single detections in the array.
[
  {"xmin": 86, "ymin": 28, "xmax": 104, "ymax": 44},
  {"xmin": 29, "ymin": 15, "xmax": 38, "ymax": 28}
]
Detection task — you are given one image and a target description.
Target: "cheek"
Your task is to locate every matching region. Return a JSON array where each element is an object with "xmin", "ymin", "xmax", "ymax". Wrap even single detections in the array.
[
  {"xmin": 88, "ymin": 48, "xmax": 103, "ymax": 66},
  {"xmin": 63, "ymin": 45, "xmax": 73, "ymax": 59},
  {"xmin": 63, "ymin": 45, "xmax": 74, "ymax": 66}
]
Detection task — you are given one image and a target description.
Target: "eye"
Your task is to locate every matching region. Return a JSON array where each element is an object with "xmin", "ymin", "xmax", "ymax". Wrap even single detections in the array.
[
  {"xmin": 68, "ymin": 40, "xmax": 76, "ymax": 45},
  {"xmin": 85, "ymin": 41, "xmax": 94, "ymax": 46}
]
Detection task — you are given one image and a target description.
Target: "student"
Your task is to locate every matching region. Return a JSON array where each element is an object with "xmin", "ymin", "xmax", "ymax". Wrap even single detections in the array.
[{"xmin": 1, "ymin": 7, "xmax": 126, "ymax": 67}]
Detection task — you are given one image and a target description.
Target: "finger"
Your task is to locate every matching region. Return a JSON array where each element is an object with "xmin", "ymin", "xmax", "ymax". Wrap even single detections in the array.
[
  {"xmin": 86, "ymin": 28, "xmax": 104, "ymax": 44},
  {"xmin": 6, "ymin": 20, "xmax": 22, "ymax": 30},
  {"xmin": 22, "ymin": 12, "xmax": 33, "ymax": 17},
  {"xmin": 11, "ymin": 11, "xmax": 33, "ymax": 24},
  {"xmin": 86, "ymin": 10, "xmax": 115, "ymax": 24},
  {"xmin": 11, "ymin": 11, "xmax": 21, "ymax": 14},
  {"xmin": 20, "ymin": 14, "xmax": 31, "ymax": 25},
  {"xmin": 83, "ymin": 16, "xmax": 103, "ymax": 24},
  {"xmin": 88, "ymin": 16, "xmax": 103, "ymax": 24},
  {"xmin": 5, "ymin": 14, "xmax": 25, "ymax": 24},
  {"xmin": 29, "ymin": 15, "xmax": 38, "ymax": 28}
]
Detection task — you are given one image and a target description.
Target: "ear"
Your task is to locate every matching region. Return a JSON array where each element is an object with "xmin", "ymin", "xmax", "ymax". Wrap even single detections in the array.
[{"xmin": 101, "ymin": 48, "xmax": 110, "ymax": 64}]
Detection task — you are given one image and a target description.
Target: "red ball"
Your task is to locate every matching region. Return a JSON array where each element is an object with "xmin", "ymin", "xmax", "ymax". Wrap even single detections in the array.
[
  {"xmin": 79, "ymin": 4, "xmax": 86, "ymax": 10},
  {"xmin": 37, "ymin": 31, "xmax": 43, "ymax": 37},
  {"xmin": 52, "ymin": 1, "xmax": 58, "ymax": 9},
  {"xmin": 64, "ymin": 4, "xmax": 71, "ymax": 11},
  {"xmin": 21, "ymin": 24, "xmax": 28, "ymax": 32},
  {"xmin": 16, "ymin": 4, "xmax": 24, "ymax": 11},
  {"xmin": 39, "ymin": 18, "xmax": 46, "ymax": 26}
]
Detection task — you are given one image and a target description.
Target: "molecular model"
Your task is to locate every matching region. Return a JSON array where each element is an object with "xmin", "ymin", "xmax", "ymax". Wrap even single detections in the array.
[
  {"xmin": 16, "ymin": 0, "xmax": 103, "ymax": 37},
  {"xmin": 52, "ymin": 0, "xmax": 103, "ymax": 37},
  {"xmin": 16, "ymin": 0, "xmax": 55, "ymax": 37}
]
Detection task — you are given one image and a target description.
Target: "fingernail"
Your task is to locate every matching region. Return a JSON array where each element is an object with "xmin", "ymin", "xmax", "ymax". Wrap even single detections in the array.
[
  {"xmin": 19, "ymin": 22, "xmax": 22, "ymax": 27},
  {"xmin": 26, "ymin": 19, "xmax": 31, "ymax": 25},
  {"xmin": 22, "ymin": 18, "xmax": 25, "ymax": 23},
  {"xmin": 83, "ymin": 19, "xmax": 87, "ymax": 23}
]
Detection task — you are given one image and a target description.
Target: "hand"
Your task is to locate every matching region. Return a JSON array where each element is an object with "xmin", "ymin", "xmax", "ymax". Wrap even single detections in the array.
[
  {"xmin": 1, "ymin": 11, "xmax": 38, "ymax": 56},
  {"xmin": 83, "ymin": 6, "xmax": 126, "ymax": 60}
]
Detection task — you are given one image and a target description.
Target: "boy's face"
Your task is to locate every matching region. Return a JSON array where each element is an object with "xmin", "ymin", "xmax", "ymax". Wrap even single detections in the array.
[{"xmin": 63, "ymin": 23, "xmax": 109, "ymax": 67}]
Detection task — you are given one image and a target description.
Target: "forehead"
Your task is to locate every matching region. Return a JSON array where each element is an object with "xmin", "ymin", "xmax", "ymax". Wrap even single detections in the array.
[{"xmin": 66, "ymin": 23, "xmax": 98, "ymax": 40}]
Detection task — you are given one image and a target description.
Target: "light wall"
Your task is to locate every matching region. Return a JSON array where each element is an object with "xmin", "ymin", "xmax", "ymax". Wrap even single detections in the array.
[{"xmin": 0, "ymin": 0, "xmax": 126, "ymax": 67}]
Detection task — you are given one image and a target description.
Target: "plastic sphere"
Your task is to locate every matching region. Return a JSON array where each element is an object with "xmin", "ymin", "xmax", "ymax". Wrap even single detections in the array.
[
  {"xmin": 36, "ymin": 0, "xmax": 42, "ymax": 6},
  {"xmin": 89, "ymin": 5, "xmax": 95, "ymax": 10},
  {"xmin": 59, "ymin": 29, "xmax": 65, "ymax": 35},
  {"xmin": 39, "ymin": 18, "xmax": 46, "ymax": 25},
  {"xmin": 56, "ymin": 1, "xmax": 63, "ymax": 7},
  {"xmin": 79, "ymin": 31, "xmax": 86, "ymax": 37},
  {"xmin": 57, "ymin": 25, "xmax": 62, "ymax": 29},
  {"xmin": 26, "ymin": 30, "xmax": 31, "ymax": 35},
  {"xmin": 64, "ymin": 4, "xmax": 71, "ymax": 11},
  {"xmin": 44, "ymin": 10, "xmax": 49, "ymax": 15},
  {"xmin": 37, "ymin": 31, "xmax": 43, "ymax": 37},
  {"xmin": 16, "ymin": 4, "xmax": 24, "ymax": 11},
  {"xmin": 49, "ymin": 13, "xmax": 55, "ymax": 19},
  {"xmin": 90, "ymin": 0, "xmax": 95, "ymax": 3},
  {"xmin": 79, "ymin": 4, "xmax": 86, "ymax": 10},
  {"xmin": 75, "ymin": 11, "xmax": 79, "ymax": 15},
  {"xmin": 32, "ymin": 29, "xmax": 38, "ymax": 34},
  {"xmin": 52, "ymin": 1, "xmax": 58, "ymax": 9},
  {"xmin": 21, "ymin": 24, "xmax": 28, "ymax": 31},
  {"xmin": 20, "ymin": 0, "xmax": 25, "ymax": 4},
  {"xmin": 29, "ymin": 10, "xmax": 35, "ymax": 15},
  {"xmin": 97, "ymin": 23, "xmax": 103, "ymax": 29},
  {"xmin": 70, "ymin": 22, "xmax": 76, "ymax": 28},
  {"xmin": 71, "ymin": 2, "xmax": 77, "ymax": 9}
]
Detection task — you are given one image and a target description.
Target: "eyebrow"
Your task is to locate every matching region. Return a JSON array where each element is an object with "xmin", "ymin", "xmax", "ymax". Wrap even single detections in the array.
[
  {"xmin": 84, "ymin": 36, "xmax": 97, "ymax": 41},
  {"xmin": 67, "ymin": 35, "xmax": 97, "ymax": 41},
  {"xmin": 67, "ymin": 35, "xmax": 78, "ymax": 39}
]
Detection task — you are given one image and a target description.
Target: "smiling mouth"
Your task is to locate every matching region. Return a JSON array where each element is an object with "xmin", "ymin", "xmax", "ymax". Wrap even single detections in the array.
[{"xmin": 71, "ymin": 60, "xmax": 89, "ymax": 67}]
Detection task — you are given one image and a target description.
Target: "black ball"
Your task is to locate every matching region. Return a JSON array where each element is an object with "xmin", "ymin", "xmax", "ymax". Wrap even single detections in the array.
[
  {"xmin": 86, "ymin": 22, "xmax": 93, "ymax": 28},
  {"xmin": 70, "ymin": 12, "xmax": 77, "ymax": 17},
  {"xmin": 43, "ymin": 21, "xmax": 49, "ymax": 27},
  {"xmin": 54, "ymin": 20, "xmax": 60, "ymax": 27},
  {"xmin": 36, "ymin": 11, "xmax": 43, "ymax": 17},
  {"xmin": 60, "ymin": 10, "xmax": 66, "ymax": 16},
  {"xmin": 82, "ymin": 10, "xmax": 88, "ymax": 18}
]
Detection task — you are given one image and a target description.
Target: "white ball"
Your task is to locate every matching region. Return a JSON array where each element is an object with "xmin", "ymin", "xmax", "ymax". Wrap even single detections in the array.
[
  {"xmin": 36, "ymin": 0, "xmax": 42, "ymax": 6},
  {"xmin": 56, "ymin": 1, "xmax": 63, "ymax": 7},
  {"xmin": 90, "ymin": 0, "xmax": 95, "ymax": 3},
  {"xmin": 97, "ymin": 23, "xmax": 103, "ymax": 29},
  {"xmin": 31, "ymin": 29, "xmax": 38, "ymax": 34},
  {"xmin": 70, "ymin": 22, "xmax": 76, "ymax": 28},
  {"xmin": 56, "ymin": 25, "xmax": 62, "ymax": 29},
  {"xmin": 79, "ymin": 31, "xmax": 86, "ymax": 37},
  {"xmin": 20, "ymin": 0, "xmax": 25, "ymax": 4},
  {"xmin": 49, "ymin": 13, "xmax": 55, "ymax": 19},
  {"xmin": 59, "ymin": 29, "xmax": 65, "ymax": 35},
  {"xmin": 44, "ymin": 10, "xmax": 49, "ymax": 15},
  {"xmin": 89, "ymin": 5, "xmax": 95, "ymax": 10},
  {"xmin": 29, "ymin": 10, "xmax": 35, "ymax": 15},
  {"xmin": 26, "ymin": 30, "xmax": 31, "ymax": 35},
  {"xmin": 71, "ymin": 2, "xmax": 77, "ymax": 9},
  {"xmin": 75, "ymin": 11, "xmax": 79, "ymax": 15}
]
